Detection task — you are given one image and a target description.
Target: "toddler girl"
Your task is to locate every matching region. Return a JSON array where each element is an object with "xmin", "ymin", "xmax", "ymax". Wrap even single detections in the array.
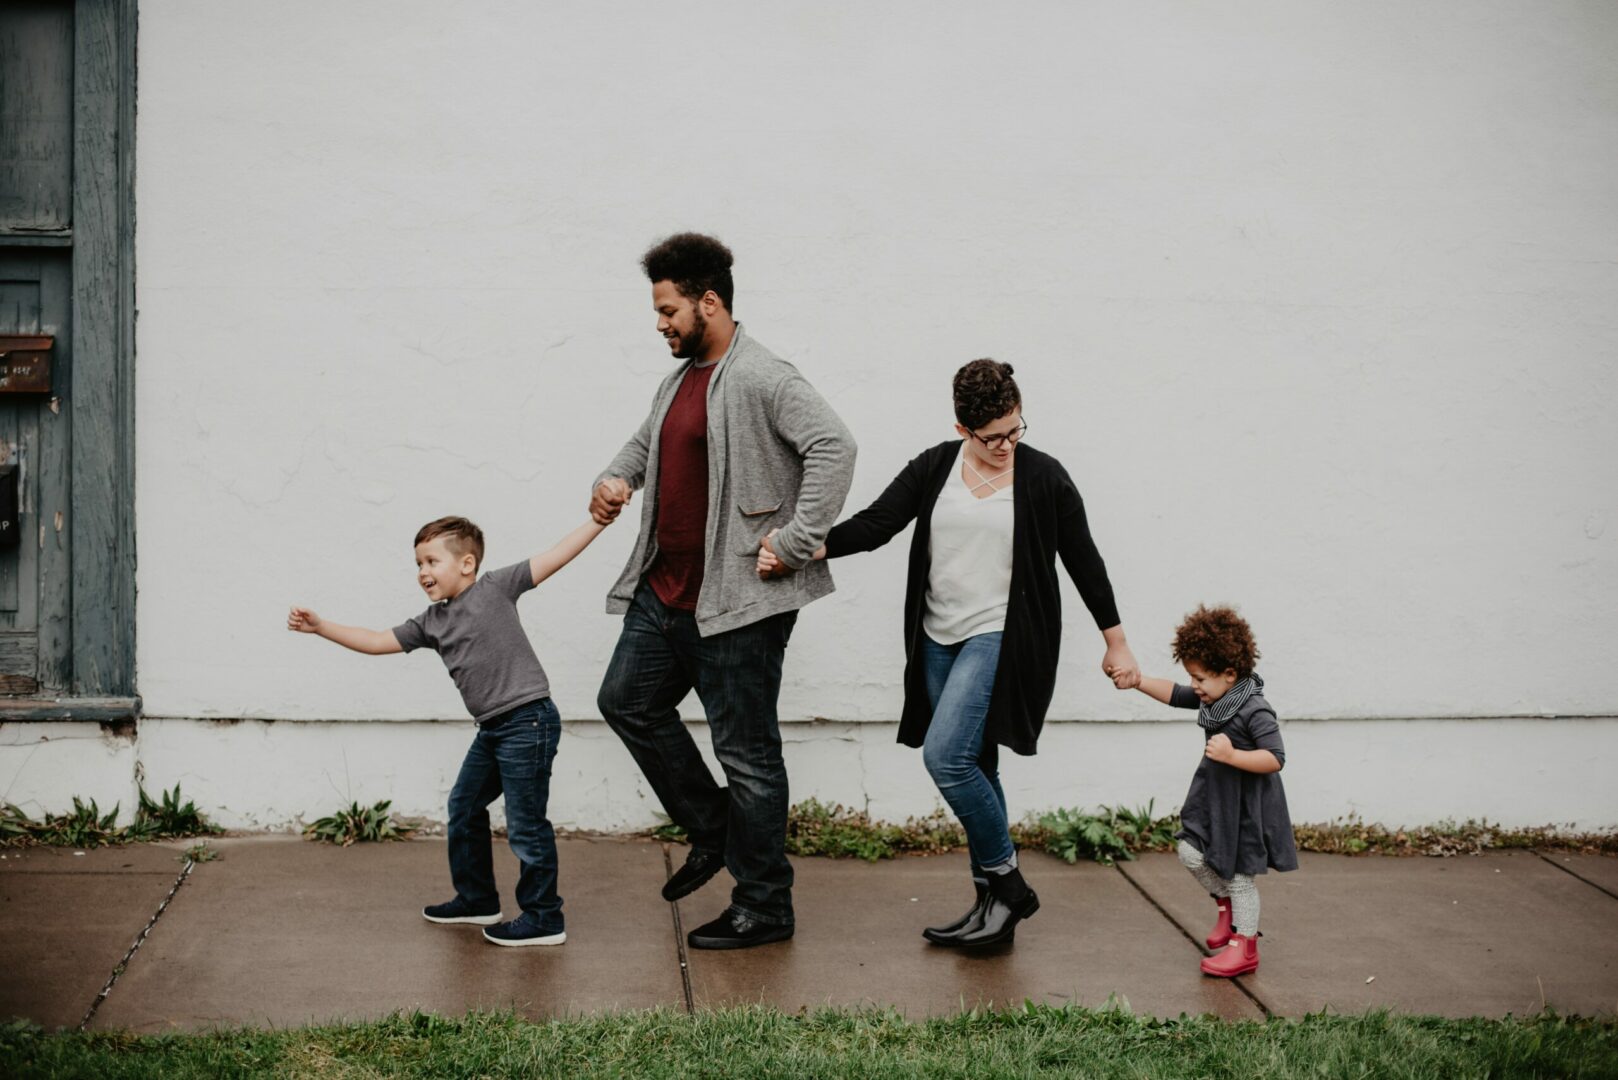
[{"xmin": 1128, "ymin": 604, "xmax": 1296, "ymax": 976}]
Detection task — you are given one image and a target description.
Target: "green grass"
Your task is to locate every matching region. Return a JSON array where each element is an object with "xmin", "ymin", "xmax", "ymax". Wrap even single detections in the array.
[{"xmin": 4, "ymin": 1007, "xmax": 1616, "ymax": 1078}]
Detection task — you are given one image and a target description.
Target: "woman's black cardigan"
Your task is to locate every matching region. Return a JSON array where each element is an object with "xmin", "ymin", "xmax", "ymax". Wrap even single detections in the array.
[{"xmin": 824, "ymin": 440, "xmax": 1120, "ymax": 757}]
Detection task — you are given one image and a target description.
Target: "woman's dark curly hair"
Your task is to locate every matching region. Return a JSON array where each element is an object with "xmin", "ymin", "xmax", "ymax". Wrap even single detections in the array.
[
  {"xmin": 642, "ymin": 232, "xmax": 735, "ymax": 311},
  {"xmin": 953, "ymin": 359, "xmax": 1021, "ymax": 431},
  {"xmin": 1172, "ymin": 605, "xmax": 1260, "ymax": 678}
]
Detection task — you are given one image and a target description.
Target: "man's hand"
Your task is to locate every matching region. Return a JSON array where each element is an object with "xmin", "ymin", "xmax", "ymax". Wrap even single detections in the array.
[
  {"xmin": 287, "ymin": 607, "xmax": 322, "ymax": 633},
  {"xmin": 756, "ymin": 529, "xmax": 795, "ymax": 580},
  {"xmin": 1205, "ymin": 733, "xmax": 1235, "ymax": 764},
  {"xmin": 590, "ymin": 478, "xmax": 633, "ymax": 526},
  {"xmin": 1101, "ymin": 639, "xmax": 1141, "ymax": 689}
]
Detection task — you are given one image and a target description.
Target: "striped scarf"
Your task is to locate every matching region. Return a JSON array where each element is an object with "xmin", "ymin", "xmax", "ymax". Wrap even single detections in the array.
[{"xmin": 1199, "ymin": 673, "xmax": 1264, "ymax": 732}]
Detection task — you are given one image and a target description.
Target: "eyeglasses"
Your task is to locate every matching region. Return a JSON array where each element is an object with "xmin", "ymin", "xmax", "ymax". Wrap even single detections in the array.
[{"xmin": 969, "ymin": 419, "xmax": 1028, "ymax": 450}]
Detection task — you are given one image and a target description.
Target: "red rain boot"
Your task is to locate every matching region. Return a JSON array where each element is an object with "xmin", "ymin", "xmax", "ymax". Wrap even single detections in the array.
[
  {"xmin": 1205, "ymin": 896, "xmax": 1233, "ymax": 950},
  {"xmin": 1200, "ymin": 933, "xmax": 1259, "ymax": 978}
]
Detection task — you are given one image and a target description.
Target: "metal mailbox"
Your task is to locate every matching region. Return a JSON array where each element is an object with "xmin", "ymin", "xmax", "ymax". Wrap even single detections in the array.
[{"xmin": 0, "ymin": 336, "xmax": 54, "ymax": 394}]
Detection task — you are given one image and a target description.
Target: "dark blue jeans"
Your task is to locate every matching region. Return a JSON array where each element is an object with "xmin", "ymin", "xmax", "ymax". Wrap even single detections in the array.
[
  {"xmin": 446, "ymin": 697, "xmax": 563, "ymax": 932},
  {"xmin": 598, "ymin": 582, "xmax": 797, "ymax": 925},
  {"xmin": 920, "ymin": 631, "xmax": 1015, "ymax": 874}
]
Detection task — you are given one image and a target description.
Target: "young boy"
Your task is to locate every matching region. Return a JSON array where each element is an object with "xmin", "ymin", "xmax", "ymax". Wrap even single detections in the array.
[{"xmin": 288, "ymin": 514, "xmax": 604, "ymax": 946}]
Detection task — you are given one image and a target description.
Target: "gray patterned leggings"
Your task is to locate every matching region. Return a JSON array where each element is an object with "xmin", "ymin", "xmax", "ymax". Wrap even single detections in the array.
[{"xmin": 1178, "ymin": 840, "xmax": 1259, "ymax": 936}]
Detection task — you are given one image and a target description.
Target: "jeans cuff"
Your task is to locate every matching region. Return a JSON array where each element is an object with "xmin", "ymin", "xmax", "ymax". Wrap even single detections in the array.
[{"xmin": 982, "ymin": 853, "xmax": 1017, "ymax": 875}]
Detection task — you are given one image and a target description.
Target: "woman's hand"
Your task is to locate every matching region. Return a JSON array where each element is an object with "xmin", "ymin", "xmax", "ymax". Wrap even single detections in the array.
[
  {"xmin": 1101, "ymin": 634, "xmax": 1140, "ymax": 689},
  {"xmin": 1205, "ymin": 733, "xmax": 1235, "ymax": 763},
  {"xmin": 757, "ymin": 530, "xmax": 829, "ymax": 578}
]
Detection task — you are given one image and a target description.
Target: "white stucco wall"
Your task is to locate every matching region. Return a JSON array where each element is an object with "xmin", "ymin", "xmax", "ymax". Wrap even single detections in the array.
[{"xmin": 18, "ymin": 1, "xmax": 1618, "ymax": 826}]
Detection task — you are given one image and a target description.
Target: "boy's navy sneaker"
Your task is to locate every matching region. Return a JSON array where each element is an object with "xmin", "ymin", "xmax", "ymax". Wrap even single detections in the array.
[
  {"xmin": 686, "ymin": 908, "xmax": 793, "ymax": 950},
  {"xmin": 423, "ymin": 897, "xmax": 503, "ymax": 926},
  {"xmin": 483, "ymin": 912, "xmax": 566, "ymax": 947}
]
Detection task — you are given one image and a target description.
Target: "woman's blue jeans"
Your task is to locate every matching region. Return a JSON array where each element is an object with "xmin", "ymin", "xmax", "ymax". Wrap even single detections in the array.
[{"xmin": 920, "ymin": 631, "xmax": 1015, "ymax": 875}]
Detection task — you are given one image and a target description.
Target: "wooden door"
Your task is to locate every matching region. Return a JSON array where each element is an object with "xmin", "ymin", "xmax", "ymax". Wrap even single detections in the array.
[
  {"xmin": 0, "ymin": 0, "xmax": 135, "ymax": 707},
  {"xmin": 0, "ymin": 253, "xmax": 72, "ymax": 694}
]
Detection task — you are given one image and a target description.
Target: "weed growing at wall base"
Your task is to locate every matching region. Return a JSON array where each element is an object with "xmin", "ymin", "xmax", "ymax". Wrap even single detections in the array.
[
  {"xmin": 1020, "ymin": 802, "xmax": 1180, "ymax": 865},
  {"xmin": 303, "ymin": 800, "xmax": 416, "ymax": 846},
  {"xmin": 0, "ymin": 785, "xmax": 221, "ymax": 849},
  {"xmin": 655, "ymin": 801, "xmax": 1618, "ymax": 864}
]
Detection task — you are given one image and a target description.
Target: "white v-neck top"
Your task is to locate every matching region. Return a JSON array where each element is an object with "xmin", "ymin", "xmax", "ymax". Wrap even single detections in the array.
[{"xmin": 922, "ymin": 443, "xmax": 1015, "ymax": 645}]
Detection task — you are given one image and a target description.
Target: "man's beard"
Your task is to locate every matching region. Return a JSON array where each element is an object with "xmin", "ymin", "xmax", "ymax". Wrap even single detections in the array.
[{"xmin": 673, "ymin": 311, "xmax": 708, "ymax": 360}]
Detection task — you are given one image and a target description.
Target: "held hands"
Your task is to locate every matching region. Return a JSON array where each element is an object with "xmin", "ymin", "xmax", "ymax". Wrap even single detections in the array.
[
  {"xmin": 287, "ymin": 607, "xmax": 322, "ymax": 634},
  {"xmin": 756, "ymin": 529, "xmax": 794, "ymax": 580},
  {"xmin": 1101, "ymin": 641, "xmax": 1141, "ymax": 690},
  {"xmin": 590, "ymin": 478, "xmax": 633, "ymax": 526},
  {"xmin": 1205, "ymin": 733, "xmax": 1235, "ymax": 764}
]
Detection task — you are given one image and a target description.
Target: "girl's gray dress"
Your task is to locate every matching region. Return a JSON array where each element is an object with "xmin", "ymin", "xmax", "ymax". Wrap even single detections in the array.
[{"xmin": 1170, "ymin": 684, "xmax": 1298, "ymax": 881}]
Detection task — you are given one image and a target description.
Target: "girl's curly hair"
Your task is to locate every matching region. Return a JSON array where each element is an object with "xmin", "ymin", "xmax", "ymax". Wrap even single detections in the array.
[
  {"xmin": 952, "ymin": 359, "xmax": 1021, "ymax": 432},
  {"xmin": 1172, "ymin": 605, "xmax": 1260, "ymax": 677}
]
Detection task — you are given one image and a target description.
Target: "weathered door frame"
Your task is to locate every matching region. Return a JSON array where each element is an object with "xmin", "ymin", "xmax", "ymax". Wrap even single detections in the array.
[{"xmin": 0, "ymin": 0, "xmax": 137, "ymax": 720}]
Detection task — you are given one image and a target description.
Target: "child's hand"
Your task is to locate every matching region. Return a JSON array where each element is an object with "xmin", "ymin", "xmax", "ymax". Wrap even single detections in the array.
[
  {"xmin": 1111, "ymin": 668, "xmax": 1141, "ymax": 690},
  {"xmin": 287, "ymin": 606, "xmax": 322, "ymax": 633},
  {"xmin": 1205, "ymin": 732, "xmax": 1235, "ymax": 763}
]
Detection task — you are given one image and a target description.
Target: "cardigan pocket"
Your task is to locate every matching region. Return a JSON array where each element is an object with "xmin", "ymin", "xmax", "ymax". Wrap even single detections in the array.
[{"xmin": 731, "ymin": 497, "xmax": 784, "ymax": 555}]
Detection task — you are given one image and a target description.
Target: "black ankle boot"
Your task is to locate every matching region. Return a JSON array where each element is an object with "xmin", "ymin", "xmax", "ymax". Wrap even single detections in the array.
[
  {"xmin": 922, "ymin": 880, "xmax": 990, "ymax": 946},
  {"xmin": 956, "ymin": 867, "xmax": 1039, "ymax": 948}
]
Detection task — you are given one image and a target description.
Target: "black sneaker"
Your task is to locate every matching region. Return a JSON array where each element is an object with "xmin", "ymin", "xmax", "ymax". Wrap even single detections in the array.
[
  {"xmin": 661, "ymin": 847, "xmax": 726, "ymax": 902},
  {"xmin": 422, "ymin": 897, "xmax": 502, "ymax": 925},
  {"xmin": 483, "ymin": 912, "xmax": 566, "ymax": 947},
  {"xmin": 686, "ymin": 908, "xmax": 794, "ymax": 950}
]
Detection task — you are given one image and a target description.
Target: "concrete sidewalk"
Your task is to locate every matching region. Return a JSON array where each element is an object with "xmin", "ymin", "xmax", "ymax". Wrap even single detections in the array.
[{"xmin": 2, "ymin": 837, "xmax": 1615, "ymax": 1032}]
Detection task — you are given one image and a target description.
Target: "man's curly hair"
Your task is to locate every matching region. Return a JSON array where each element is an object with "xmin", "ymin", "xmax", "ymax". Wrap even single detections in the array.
[
  {"xmin": 642, "ymin": 232, "xmax": 735, "ymax": 311},
  {"xmin": 1172, "ymin": 605, "xmax": 1260, "ymax": 678},
  {"xmin": 953, "ymin": 359, "xmax": 1021, "ymax": 431}
]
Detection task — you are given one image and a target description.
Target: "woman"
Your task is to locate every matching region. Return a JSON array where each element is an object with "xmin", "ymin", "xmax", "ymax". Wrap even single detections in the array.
[{"xmin": 759, "ymin": 359, "xmax": 1139, "ymax": 947}]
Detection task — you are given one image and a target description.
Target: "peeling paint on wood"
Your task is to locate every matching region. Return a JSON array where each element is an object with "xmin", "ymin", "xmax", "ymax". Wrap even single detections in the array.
[
  {"xmin": 66, "ymin": 0, "xmax": 138, "ymax": 697},
  {"xmin": 0, "ymin": 3, "xmax": 75, "ymax": 230}
]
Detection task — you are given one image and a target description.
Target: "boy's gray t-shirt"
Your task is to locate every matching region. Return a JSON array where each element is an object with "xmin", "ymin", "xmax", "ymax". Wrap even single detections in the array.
[{"xmin": 392, "ymin": 561, "xmax": 551, "ymax": 722}]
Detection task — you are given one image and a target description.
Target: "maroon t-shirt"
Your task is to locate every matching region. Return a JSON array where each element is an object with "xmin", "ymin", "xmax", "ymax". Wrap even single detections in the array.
[{"xmin": 647, "ymin": 362, "xmax": 717, "ymax": 611}]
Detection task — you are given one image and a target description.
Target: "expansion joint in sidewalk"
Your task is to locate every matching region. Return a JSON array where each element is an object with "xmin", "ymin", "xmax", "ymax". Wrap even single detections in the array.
[
  {"xmin": 662, "ymin": 844, "xmax": 695, "ymax": 1014},
  {"xmin": 77, "ymin": 854, "xmax": 199, "ymax": 1032},
  {"xmin": 1112, "ymin": 861, "xmax": 1272, "ymax": 1018},
  {"xmin": 1532, "ymin": 849, "xmax": 1618, "ymax": 902}
]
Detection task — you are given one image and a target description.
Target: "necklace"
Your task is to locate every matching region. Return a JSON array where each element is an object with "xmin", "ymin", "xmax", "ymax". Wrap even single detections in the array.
[{"xmin": 963, "ymin": 456, "xmax": 1013, "ymax": 497}]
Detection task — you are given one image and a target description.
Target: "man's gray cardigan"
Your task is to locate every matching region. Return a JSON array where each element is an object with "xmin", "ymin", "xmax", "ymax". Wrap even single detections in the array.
[{"xmin": 595, "ymin": 325, "xmax": 857, "ymax": 636}]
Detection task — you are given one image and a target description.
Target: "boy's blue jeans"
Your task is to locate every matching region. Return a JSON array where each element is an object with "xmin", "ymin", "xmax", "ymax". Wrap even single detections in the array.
[
  {"xmin": 446, "ymin": 696, "xmax": 563, "ymax": 932},
  {"xmin": 597, "ymin": 582, "xmax": 797, "ymax": 926},
  {"xmin": 920, "ymin": 631, "xmax": 1015, "ymax": 874}
]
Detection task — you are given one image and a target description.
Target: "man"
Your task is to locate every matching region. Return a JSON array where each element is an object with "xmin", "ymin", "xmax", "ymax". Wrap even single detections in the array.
[{"xmin": 592, "ymin": 233, "xmax": 855, "ymax": 949}]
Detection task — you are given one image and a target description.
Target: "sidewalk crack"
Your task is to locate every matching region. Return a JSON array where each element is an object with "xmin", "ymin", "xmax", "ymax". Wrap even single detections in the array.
[
  {"xmin": 1113, "ymin": 861, "xmax": 1272, "ymax": 1018},
  {"xmin": 662, "ymin": 843, "xmax": 695, "ymax": 1014},
  {"xmin": 77, "ymin": 854, "xmax": 199, "ymax": 1031},
  {"xmin": 1532, "ymin": 849, "xmax": 1618, "ymax": 902}
]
